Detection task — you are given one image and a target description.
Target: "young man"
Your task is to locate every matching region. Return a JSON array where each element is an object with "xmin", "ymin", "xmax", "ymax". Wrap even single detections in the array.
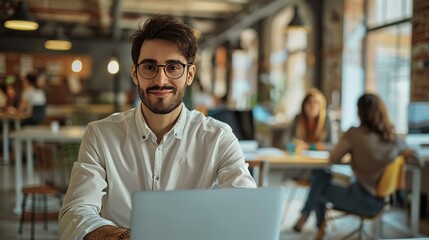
[{"xmin": 58, "ymin": 15, "xmax": 256, "ymax": 240}]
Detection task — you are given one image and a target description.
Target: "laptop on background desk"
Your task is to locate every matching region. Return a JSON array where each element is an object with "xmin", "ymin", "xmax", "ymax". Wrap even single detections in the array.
[{"xmin": 131, "ymin": 187, "xmax": 286, "ymax": 240}]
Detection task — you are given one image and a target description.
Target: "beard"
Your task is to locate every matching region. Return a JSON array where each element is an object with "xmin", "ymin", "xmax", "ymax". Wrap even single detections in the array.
[{"xmin": 137, "ymin": 82, "xmax": 187, "ymax": 114}]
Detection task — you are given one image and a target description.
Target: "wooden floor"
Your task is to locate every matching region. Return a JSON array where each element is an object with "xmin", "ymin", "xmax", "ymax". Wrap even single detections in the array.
[{"xmin": 1, "ymin": 162, "xmax": 428, "ymax": 240}]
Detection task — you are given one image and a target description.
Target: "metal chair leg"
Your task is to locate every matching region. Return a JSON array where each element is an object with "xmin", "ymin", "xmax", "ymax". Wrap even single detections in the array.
[
  {"xmin": 43, "ymin": 194, "xmax": 48, "ymax": 230},
  {"xmin": 18, "ymin": 194, "xmax": 27, "ymax": 234},
  {"xmin": 31, "ymin": 194, "xmax": 35, "ymax": 240}
]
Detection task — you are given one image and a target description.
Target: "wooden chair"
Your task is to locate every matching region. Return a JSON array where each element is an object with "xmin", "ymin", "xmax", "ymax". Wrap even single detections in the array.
[
  {"xmin": 18, "ymin": 143, "xmax": 61, "ymax": 240},
  {"xmin": 18, "ymin": 142, "xmax": 80, "ymax": 240},
  {"xmin": 316, "ymin": 155, "xmax": 405, "ymax": 240},
  {"xmin": 246, "ymin": 160, "xmax": 269, "ymax": 187}
]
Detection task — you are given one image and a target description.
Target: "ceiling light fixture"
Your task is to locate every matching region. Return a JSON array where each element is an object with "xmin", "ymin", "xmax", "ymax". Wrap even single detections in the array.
[
  {"xmin": 4, "ymin": 1, "xmax": 39, "ymax": 31},
  {"xmin": 44, "ymin": 27, "xmax": 72, "ymax": 51},
  {"xmin": 287, "ymin": 6, "xmax": 308, "ymax": 32},
  {"xmin": 107, "ymin": 57, "xmax": 119, "ymax": 75},
  {"xmin": 71, "ymin": 59, "xmax": 83, "ymax": 73}
]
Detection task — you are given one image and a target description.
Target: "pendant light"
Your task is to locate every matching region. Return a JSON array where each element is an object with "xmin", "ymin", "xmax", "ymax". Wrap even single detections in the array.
[
  {"xmin": 44, "ymin": 27, "xmax": 72, "ymax": 51},
  {"xmin": 287, "ymin": 5, "xmax": 308, "ymax": 32},
  {"xmin": 4, "ymin": 1, "xmax": 39, "ymax": 31}
]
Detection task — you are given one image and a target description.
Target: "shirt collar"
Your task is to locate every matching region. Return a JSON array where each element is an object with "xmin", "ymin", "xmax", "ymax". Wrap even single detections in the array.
[
  {"xmin": 173, "ymin": 104, "xmax": 188, "ymax": 140},
  {"xmin": 135, "ymin": 103, "xmax": 151, "ymax": 142},
  {"xmin": 134, "ymin": 103, "xmax": 188, "ymax": 142}
]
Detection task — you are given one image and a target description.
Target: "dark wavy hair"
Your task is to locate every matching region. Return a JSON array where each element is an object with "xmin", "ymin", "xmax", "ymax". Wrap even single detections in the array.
[
  {"xmin": 357, "ymin": 93, "xmax": 395, "ymax": 142},
  {"xmin": 130, "ymin": 15, "xmax": 197, "ymax": 64},
  {"xmin": 26, "ymin": 73, "xmax": 40, "ymax": 88}
]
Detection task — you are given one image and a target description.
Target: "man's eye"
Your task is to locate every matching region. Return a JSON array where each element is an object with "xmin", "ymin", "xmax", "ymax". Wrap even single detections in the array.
[
  {"xmin": 143, "ymin": 64, "xmax": 157, "ymax": 71},
  {"xmin": 167, "ymin": 64, "xmax": 180, "ymax": 71}
]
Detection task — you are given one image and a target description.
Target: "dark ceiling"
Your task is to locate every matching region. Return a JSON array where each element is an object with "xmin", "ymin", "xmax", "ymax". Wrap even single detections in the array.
[{"xmin": 0, "ymin": 0, "xmax": 281, "ymax": 46}]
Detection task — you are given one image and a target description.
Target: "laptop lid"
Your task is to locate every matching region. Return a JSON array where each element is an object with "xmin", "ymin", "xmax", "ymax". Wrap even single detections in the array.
[{"xmin": 131, "ymin": 187, "xmax": 286, "ymax": 240}]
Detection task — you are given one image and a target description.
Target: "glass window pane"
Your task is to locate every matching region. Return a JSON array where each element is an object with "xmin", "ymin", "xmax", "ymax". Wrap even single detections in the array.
[
  {"xmin": 367, "ymin": 0, "xmax": 384, "ymax": 27},
  {"xmin": 367, "ymin": 0, "xmax": 412, "ymax": 28},
  {"xmin": 404, "ymin": 0, "xmax": 413, "ymax": 17},
  {"xmin": 365, "ymin": 23, "xmax": 412, "ymax": 133},
  {"xmin": 385, "ymin": 0, "xmax": 405, "ymax": 23}
]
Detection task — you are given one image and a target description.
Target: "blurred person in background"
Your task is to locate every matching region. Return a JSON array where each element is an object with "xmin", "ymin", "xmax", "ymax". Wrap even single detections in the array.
[
  {"xmin": 292, "ymin": 93, "xmax": 423, "ymax": 232},
  {"xmin": 7, "ymin": 73, "xmax": 46, "ymax": 125},
  {"xmin": 288, "ymin": 88, "xmax": 333, "ymax": 152}
]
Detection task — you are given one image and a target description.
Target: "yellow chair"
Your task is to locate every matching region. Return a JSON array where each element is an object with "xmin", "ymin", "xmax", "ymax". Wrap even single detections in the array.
[{"xmin": 316, "ymin": 155, "xmax": 405, "ymax": 240}]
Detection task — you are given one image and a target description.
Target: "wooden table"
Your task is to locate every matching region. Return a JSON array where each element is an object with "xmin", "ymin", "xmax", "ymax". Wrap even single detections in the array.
[
  {"xmin": 0, "ymin": 112, "xmax": 29, "ymax": 164},
  {"xmin": 10, "ymin": 126, "xmax": 85, "ymax": 215},
  {"xmin": 246, "ymin": 147, "xmax": 422, "ymax": 236}
]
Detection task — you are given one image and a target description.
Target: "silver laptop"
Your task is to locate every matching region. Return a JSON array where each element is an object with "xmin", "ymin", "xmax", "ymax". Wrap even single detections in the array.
[{"xmin": 131, "ymin": 187, "xmax": 286, "ymax": 240}]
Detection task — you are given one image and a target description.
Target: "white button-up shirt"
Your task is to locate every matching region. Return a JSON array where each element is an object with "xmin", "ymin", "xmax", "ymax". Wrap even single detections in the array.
[{"xmin": 59, "ymin": 104, "xmax": 256, "ymax": 240}]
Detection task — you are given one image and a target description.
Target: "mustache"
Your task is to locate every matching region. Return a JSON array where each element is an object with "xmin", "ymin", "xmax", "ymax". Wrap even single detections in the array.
[{"xmin": 146, "ymin": 86, "xmax": 176, "ymax": 93}]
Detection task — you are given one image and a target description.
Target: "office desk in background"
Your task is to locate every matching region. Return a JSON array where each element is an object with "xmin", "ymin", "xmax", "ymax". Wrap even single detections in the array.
[
  {"xmin": 10, "ymin": 126, "xmax": 85, "ymax": 215},
  {"xmin": 0, "ymin": 112, "xmax": 28, "ymax": 164},
  {"xmin": 245, "ymin": 148, "xmax": 422, "ymax": 237}
]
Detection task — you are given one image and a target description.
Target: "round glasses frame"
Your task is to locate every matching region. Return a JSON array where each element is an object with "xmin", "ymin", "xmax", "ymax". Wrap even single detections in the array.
[{"xmin": 135, "ymin": 62, "xmax": 193, "ymax": 80}]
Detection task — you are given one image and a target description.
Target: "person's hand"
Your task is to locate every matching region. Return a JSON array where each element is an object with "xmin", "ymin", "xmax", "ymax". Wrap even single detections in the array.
[
  {"xmin": 84, "ymin": 225, "xmax": 130, "ymax": 240},
  {"xmin": 295, "ymin": 139, "xmax": 309, "ymax": 151},
  {"xmin": 6, "ymin": 106, "xmax": 17, "ymax": 114}
]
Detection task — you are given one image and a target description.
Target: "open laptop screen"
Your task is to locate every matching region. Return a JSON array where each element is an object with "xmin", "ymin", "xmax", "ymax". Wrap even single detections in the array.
[{"xmin": 131, "ymin": 187, "xmax": 286, "ymax": 240}]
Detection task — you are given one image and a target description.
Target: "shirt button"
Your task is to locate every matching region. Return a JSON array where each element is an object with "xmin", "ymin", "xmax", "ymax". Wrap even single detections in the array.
[
  {"xmin": 142, "ymin": 135, "xmax": 146, "ymax": 140},
  {"xmin": 154, "ymin": 175, "xmax": 159, "ymax": 180}
]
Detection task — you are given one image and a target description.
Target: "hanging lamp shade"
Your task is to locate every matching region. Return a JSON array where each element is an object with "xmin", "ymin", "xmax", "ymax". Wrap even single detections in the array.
[
  {"xmin": 4, "ymin": 1, "xmax": 39, "ymax": 31},
  {"xmin": 44, "ymin": 27, "xmax": 72, "ymax": 51},
  {"xmin": 287, "ymin": 6, "xmax": 308, "ymax": 32}
]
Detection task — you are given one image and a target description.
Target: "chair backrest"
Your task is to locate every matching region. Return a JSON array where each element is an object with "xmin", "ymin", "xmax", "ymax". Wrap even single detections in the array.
[
  {"xmin": 375, "ymin": 155, "xmax": 405, "ymax": 198},
  {"xmin": 52, "ymin": 143, "xmax": 81, "ymax": 192},
  {"xmin": 246, "ymin": 160, "xmax": 268, "ymax": 187},
  {"xmin": 34, "ymin": 143, "xmax": 57, "ymax": 183},
  {"xmin": 30, "ymin": 104, "xmax": 46, "ymax": 124}
]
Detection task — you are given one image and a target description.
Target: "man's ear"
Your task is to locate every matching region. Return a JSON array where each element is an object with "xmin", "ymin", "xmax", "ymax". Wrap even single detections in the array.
[
  {"xmin": 186, "ymin": 65, "xmax": 196, "ymax": 86},
  {"xmin": 131, "ymin": 65, "xmax": 138, "ymax": 85}
]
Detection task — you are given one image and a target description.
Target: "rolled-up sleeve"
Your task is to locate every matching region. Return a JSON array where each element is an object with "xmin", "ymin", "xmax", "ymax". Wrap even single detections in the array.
[
  {"xmin": 216, "ymin": 129, "xmax": 257, "ymax": 189},
  {"xmin": 58, "ymin": 124, "xmax": 116, "ymax": 240}
]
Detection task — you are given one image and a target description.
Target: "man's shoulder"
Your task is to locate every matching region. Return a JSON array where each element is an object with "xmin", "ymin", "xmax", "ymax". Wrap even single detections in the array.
[
  {"xmin": 91, "ymin": 108, "xmax": 136, "ymax": 126},
  {"xmin": 188, "ymin": 110, "xmax": 232, "ymax": 132}
]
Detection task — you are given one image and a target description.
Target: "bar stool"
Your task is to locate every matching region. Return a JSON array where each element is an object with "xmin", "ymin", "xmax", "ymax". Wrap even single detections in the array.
[
  {"xmin": 18, "ymin": 143, "xmax": 62, "ymax": 240},
  {"xmin": 19, "ymin": 185, "xmax": 62, "ymax": 240}
]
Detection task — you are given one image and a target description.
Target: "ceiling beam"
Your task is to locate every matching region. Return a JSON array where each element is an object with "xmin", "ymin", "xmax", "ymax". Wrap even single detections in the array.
[{"xmin": 200, "ymin": 0, "xmax": 292, "ymax": 49}]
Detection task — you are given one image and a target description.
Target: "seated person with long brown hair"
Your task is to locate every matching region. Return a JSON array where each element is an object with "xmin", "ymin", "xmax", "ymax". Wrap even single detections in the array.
[
  {"xmin": 293, "ymin": 93, "xmax": 423, "ymax": 232},
  {"xmin": 289, "ymin": 88, "xmax": 333, "ymax": 151}
]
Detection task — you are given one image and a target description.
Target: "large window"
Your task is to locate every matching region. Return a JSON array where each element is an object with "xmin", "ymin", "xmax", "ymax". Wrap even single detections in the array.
[
  {"xmin": 341, "ymin": 0, "xmax": 412, "ymax": 133},
  {"xmin": 366, "ymin": 23, "xmax": 411, "ymax": 133},
  {"xmin": 365, "ymin": 0, "xmax": 412, "ymax": 133}
]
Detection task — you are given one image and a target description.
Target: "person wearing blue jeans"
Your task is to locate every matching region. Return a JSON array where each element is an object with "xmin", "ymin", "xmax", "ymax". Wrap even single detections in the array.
[
  {"xmin": 294, "ymin": 169, "xmax": 384, "ymax": 231},
  {"xmin": 293, "ymin": 93, "xmax": 423, "ymax": 232}
]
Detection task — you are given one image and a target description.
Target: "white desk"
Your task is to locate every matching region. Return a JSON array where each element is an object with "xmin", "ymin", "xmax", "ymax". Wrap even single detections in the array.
[
  {"xmin": 247, "ymin": 147, "xmax": 422, "ymax": 236},
  {"xmin": 10, "ymin": 126, "xmax": 85, "ymax": 214},
  {"xmin": 0, "ymin": 112, "xmax": 28, "ymax": 164}
]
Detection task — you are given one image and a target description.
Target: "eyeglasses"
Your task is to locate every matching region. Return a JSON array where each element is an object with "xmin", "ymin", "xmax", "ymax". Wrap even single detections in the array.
[{"xmin": 135, "ymin": 62, "xmax": 192, "ymax": 80}]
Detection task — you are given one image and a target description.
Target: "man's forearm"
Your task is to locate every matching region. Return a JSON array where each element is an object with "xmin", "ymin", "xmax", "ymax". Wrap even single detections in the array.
[{"xmin": 84, "ymin": 225, "xmax": 130, "ymax": 240}]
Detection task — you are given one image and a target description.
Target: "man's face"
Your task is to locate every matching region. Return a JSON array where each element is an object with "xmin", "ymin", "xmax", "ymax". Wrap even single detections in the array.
[{"xmin": 131, "ymin": 39, "xmax": 196, "ymax": 114}]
